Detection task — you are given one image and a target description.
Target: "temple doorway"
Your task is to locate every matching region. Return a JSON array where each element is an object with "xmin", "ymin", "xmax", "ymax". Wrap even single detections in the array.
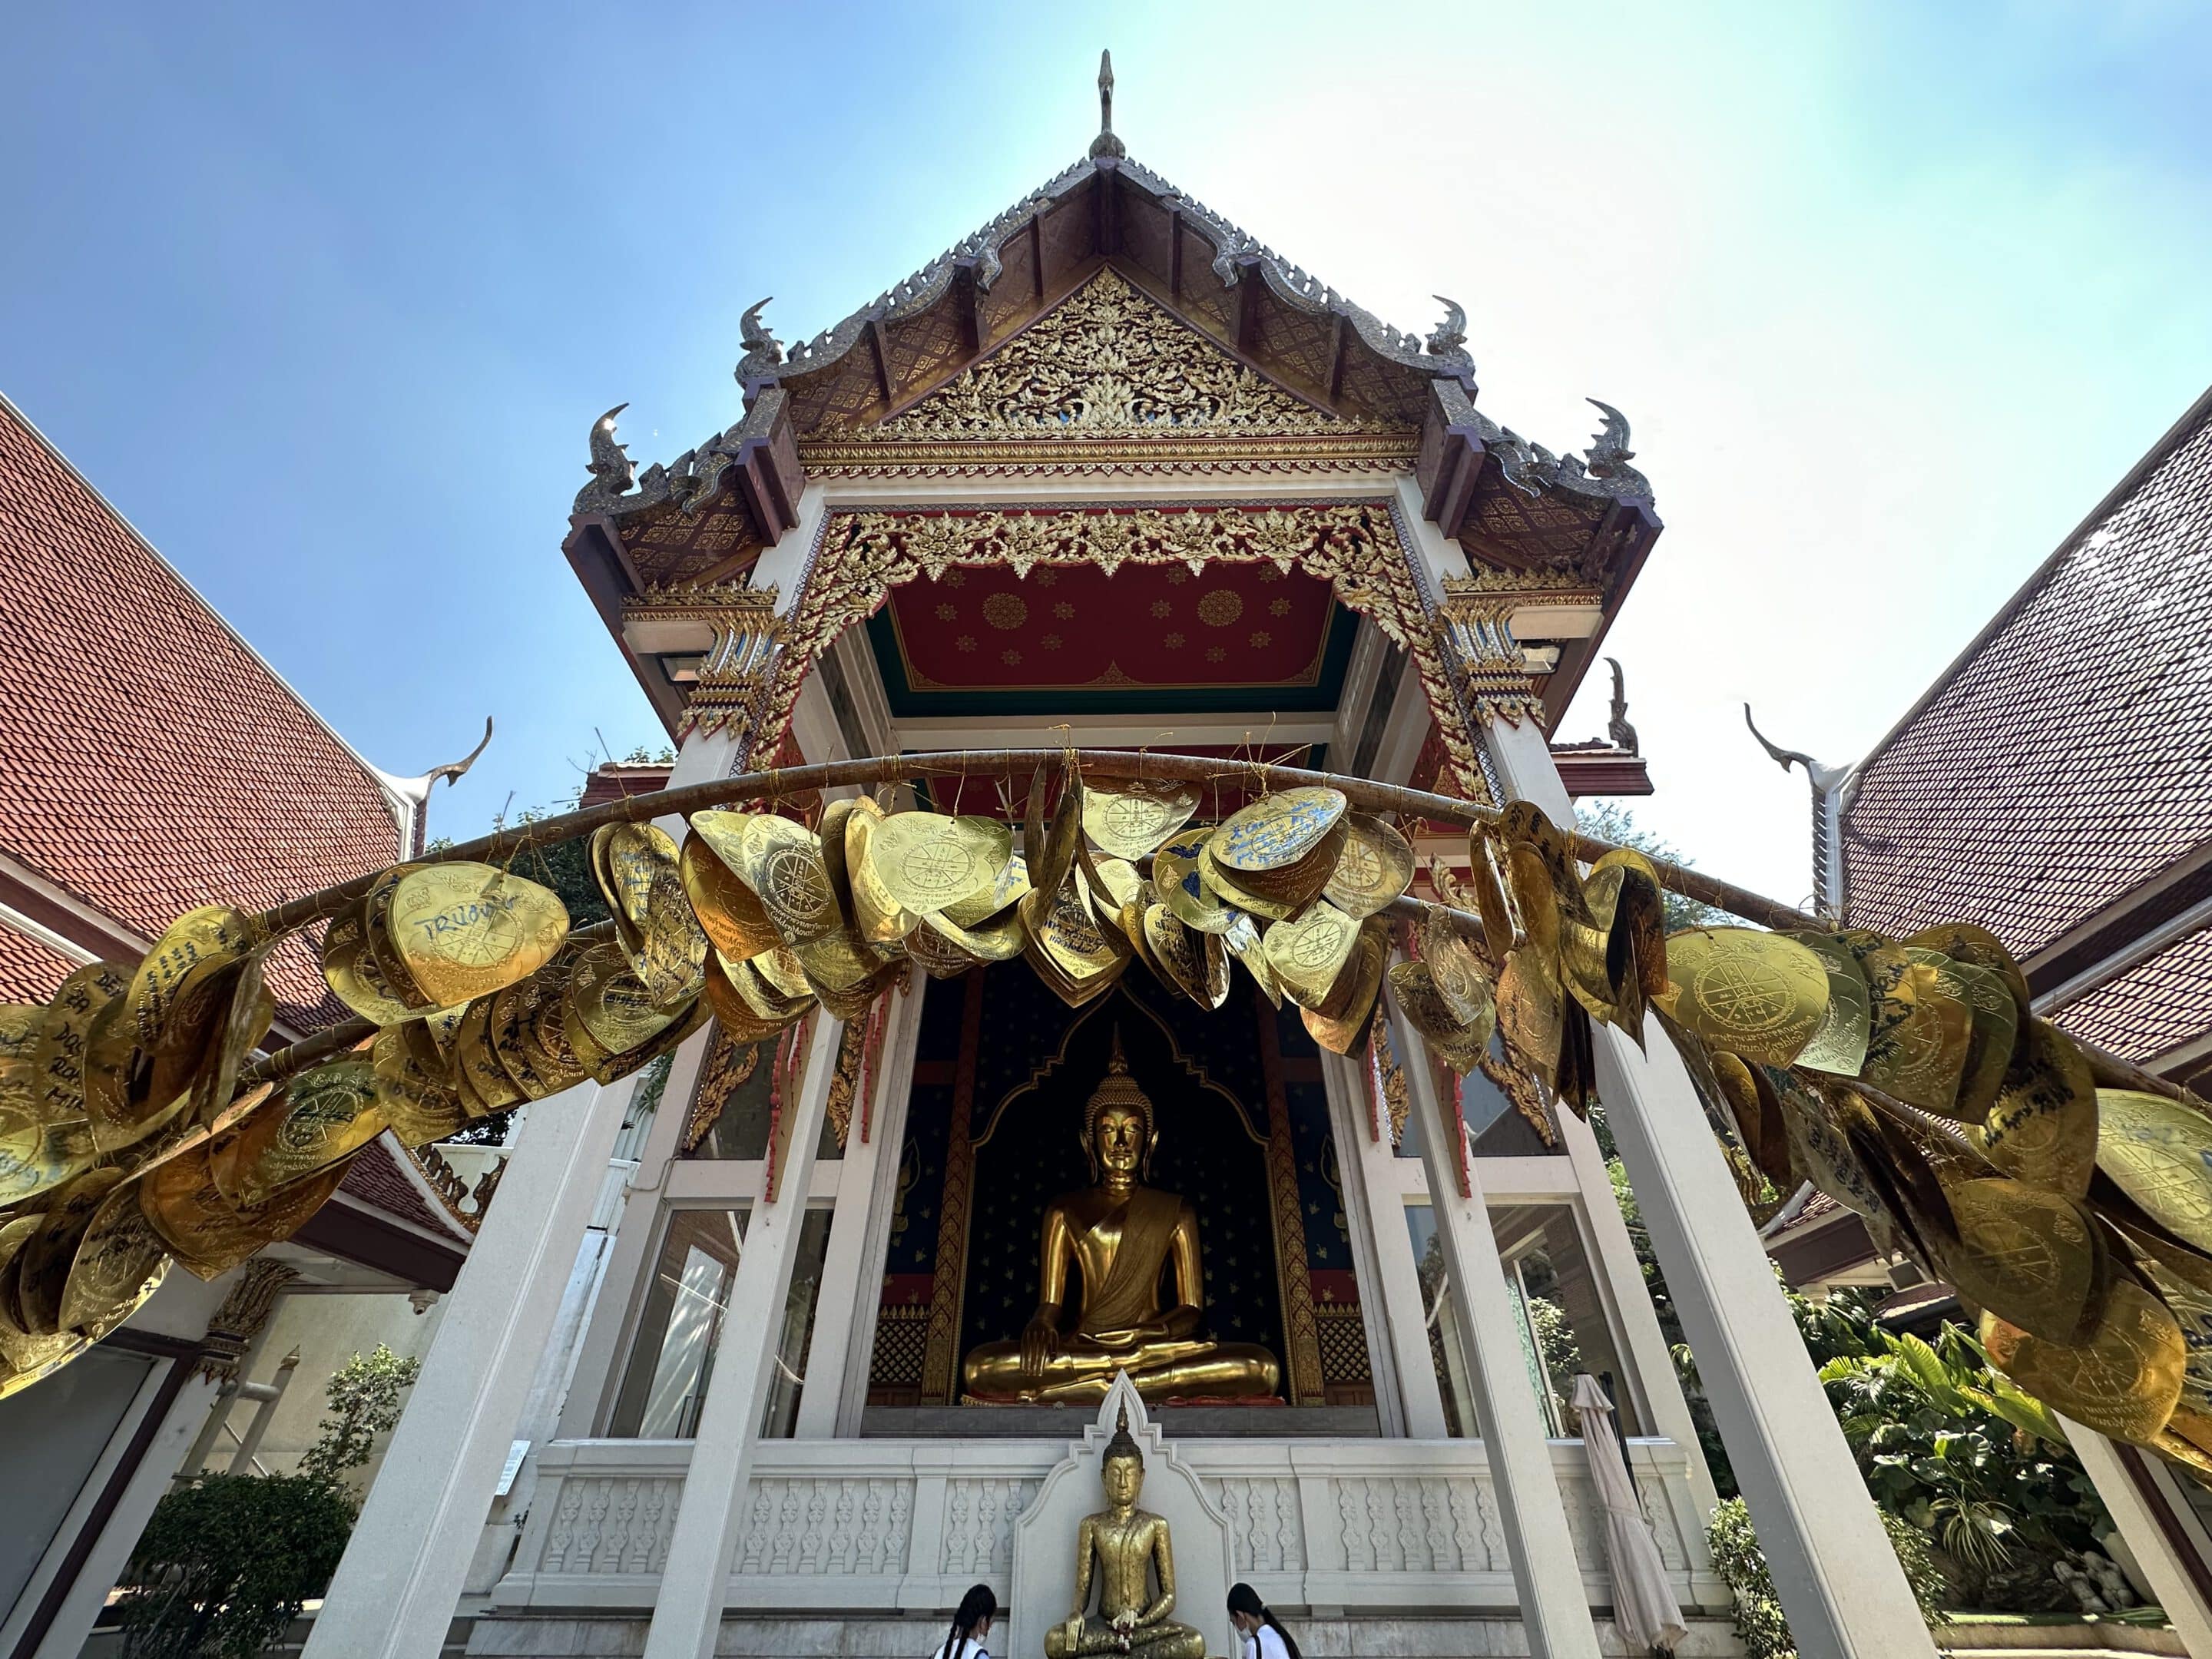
[{"xmin": 866, "ymin": 967, "xmax": 1381, "ymax": 1425}]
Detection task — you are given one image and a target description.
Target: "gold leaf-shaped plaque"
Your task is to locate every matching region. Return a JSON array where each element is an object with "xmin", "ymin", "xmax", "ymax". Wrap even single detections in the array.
[
  {"xmin": 1323, "ymin": 814, "xmax": 1414, "ymax": 919},
  {"xmin": 1498, "ymin": 944, "xmax": 1565, "ymax": 1085},
  {"xmin": 1263, "ymin": 902, "xmax": 1359, "ymax": 1009},
  {"xmin": 845, "ymin": 806, "xmax": 919, "ymax": 942},
  {"xmin": 677, "ymin": 833, "xmax": 780, "ymax": 962},
  {"xmin": 1858, "ymin": 947, "xmax": 1974, "ymax": 1116},
  {"xmin": 1084, "ymin": 777, "xmax": 1202, "ymax": 862},
  {"xmin": 596, "ymin": 823, "xmax": 709, "ymax": 1010},
  {"xmin": 1982, "ymin": 1275, "xmax": 2184, "ymax": 1447},
  {"xmin": 1389, "ymin": 960, "xmax": 1494, "ymax": 1075},
  {"xmin": 736, "ymin": 816, "xmax": 839, "ymax": 949},
  {"xmin": 216, "ymin": 1059, "xmax": 388, "ymax": 1207},
  {"xmin": 322, "ymin": 903, "xmax": 423, "ymax": 1024},
  {"xmin": 1196, "ymin": 837, "xmax": 1299, "ymax": 922},
  {"xmin": 58, "ymin": 1181, "xmax": 170, "ymax": 1334},
  {"xmin": 370, "ymin": 1026, "xmax": 471, "ymax": 1148},
  {"xmin": 386, "ymin": 864, "xmax": 570, "ymax": 1008},
  {"xmin": 14, "ymin": 1169, "xmax": 126, "ymax": 1333},
  {"xmin": 1215, "ymin": 787, "xmax": 1347, "ymax": 874},
  {"xmin": 942, "ymin": 851, "xmax": 1031, "ymax": 929},
  {"xmin": 1980, "ymin": 1018, "xmax": 2099, "ymax": 1200},
  {"xmin": 1155, "ymin": 830, "xmax": 1239, "ymax": 933},
  {"xmin": 1423, "ymin": 911, "xmax": 1492, "ymax": 1031},
  {"xmin": 1224, "ymin": 912, "xmax": 1281, "ymax": 1009},
  {"xmin": 1303, "ymin": 923, "xmax": 1387, "ymax": 1056},
  {"xmin": 0, "ymin": 1007, "xmax": 93, "ymax": 1207},
  {"xmin": 37, "ymin": 964, "xmax": 132, "ymax": 1144},
  {"xmin": 2097, "ymin": 1089, "xmax": 2212, "ymax": 1253},
  {"xmin": 1784, "ymin": 932, "xmax": 1873, "ymax": 1077},
  {"xmin": 1939, "ymin": 1177, "xmax": 2104, "ymax": 1346},
  {"xmin": 1654, "ymin": 929, "xmax": 1830, "ymax": 1067},
  {"xmin": 141, "ymin": 1140, "xmax": 353, "ymax": 1280},
  {"xmin": 568, "ymin": 942, "xmax": 674, "ymax": 1058}
]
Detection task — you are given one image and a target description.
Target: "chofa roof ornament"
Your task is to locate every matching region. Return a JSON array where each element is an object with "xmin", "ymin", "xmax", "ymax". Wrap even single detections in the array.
[{"xmin": 1090, "ymin": 50, "xmax": 1126, "ymax": 161}]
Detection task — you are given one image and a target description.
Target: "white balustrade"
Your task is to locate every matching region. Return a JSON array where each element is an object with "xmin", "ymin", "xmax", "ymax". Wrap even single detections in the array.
[{"xmin": 493, "ymin": 1437, "xmax": 1724, "ymax": 1614}]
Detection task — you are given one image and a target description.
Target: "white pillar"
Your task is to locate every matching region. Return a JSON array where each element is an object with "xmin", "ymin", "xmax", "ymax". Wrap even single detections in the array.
[
  {"xmin": 303, "ymin": 1075, "xmax": 631, "ymax": 1659},
  {"xmin": 798, "ymin": 976, "xmax": 923, "ymax": 1439},
  {"xmin": 1389, "ymin": 1001, "xmax": 1605, "ymax": 1659},
  {"xmin": 2063, "ymin": 1419, "xmax": 2212, "ymax": 1651},
  {"xmin": 1320, "ymin": 1048, "xmax": 1448, "ymax": 1439},
  {"xmin": 642, "ymin": 1011, "xmax": 844, "ymax": 1659},
  {"xmin": 1482, "ymin": 714, "xmax": 1937, "ymax": 1659},
  {"xmin": 1555, "ymin": 1109, "xmax": 1723, "ymax": 1518}
]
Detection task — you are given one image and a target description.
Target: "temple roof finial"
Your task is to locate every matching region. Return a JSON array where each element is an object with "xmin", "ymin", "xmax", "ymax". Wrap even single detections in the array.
[{"xmin": 1090, "ymin": 50, "xmax": 1126, "ymax": 160}]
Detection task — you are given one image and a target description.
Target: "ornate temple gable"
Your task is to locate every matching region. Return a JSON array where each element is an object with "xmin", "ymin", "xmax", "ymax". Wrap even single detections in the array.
[
  {"xmin": 565, "ymin": 120, "xmax": 1665, "ymax": 729},
  {"xmin": 843, "ymin": 269, "xmax": 1381, "ymax": 440}
]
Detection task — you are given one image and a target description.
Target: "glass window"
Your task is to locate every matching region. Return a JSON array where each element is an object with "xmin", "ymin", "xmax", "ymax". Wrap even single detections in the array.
[
  {"xmin": 608, "ymin": 1205, "xmax": 839, "ymax": 1439},
  {"xmin": 1405, "ymin": 1204, "xmax": 1472, "ymax": 1438},
  {"xmin": 609, "ymin": 1209, "xmax": 747, "ymax": 1437},
  {"xmin": 1490, "ymin": 1202, "xmax": 1641, "ymax": 1436},
  {"xmin": 1405, "ymin": 1200, "xmax": 1639, "ymax": 1440},
  {"xmin": 758, "ymin": 1208, "xmax": 836, "ymax": 1438}
]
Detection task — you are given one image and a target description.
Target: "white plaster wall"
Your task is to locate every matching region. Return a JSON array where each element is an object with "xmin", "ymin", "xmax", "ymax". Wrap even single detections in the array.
[{"xmin": 201, "ymin": 1292, "xmax": 448, "ymax": 1495}]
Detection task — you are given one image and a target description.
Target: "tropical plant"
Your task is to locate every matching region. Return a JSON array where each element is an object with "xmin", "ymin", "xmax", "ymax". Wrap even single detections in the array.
[
  {"xmin": 297, "ymin": 1343, "xmax": 422, "ymax": 1488},
  {"xmin": 117, "ymin": 1474, "xmax": 355, "ymax": 1659},
  {"xmin": 1807, "ymin": 1301, "xmax": 2110, "ymax": 1607},
  {"xmin": 1707, "ymin": 1495, "xmax": 1944, "ymax": 1659}
]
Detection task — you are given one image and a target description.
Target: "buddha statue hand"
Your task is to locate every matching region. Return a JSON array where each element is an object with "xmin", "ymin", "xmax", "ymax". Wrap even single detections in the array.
[{"xmin": 1020, "ymin": 1312, "xmax": 1062, "ymax": 1378}]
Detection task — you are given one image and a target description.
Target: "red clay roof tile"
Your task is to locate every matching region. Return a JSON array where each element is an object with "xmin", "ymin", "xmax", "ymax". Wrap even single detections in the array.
[
  {"xmin": 2054, "ymin": 926, "xmax": 2212, "ymax": 1067},
  {"xmin": 1844, "ymin": 398, "xmax": 2212, "ymax": 959},
  {"xmin": 0, "ymin": 397, "xmax": 402, "ymax": 1024}
]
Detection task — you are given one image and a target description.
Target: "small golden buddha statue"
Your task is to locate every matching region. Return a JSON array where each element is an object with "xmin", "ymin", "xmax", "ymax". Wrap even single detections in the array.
[
  {"xmin": 1045, "ymin": 1405, "xmax": 1207, "ymax": 1659},
  {"xmin": 962, "ymin": 1041, "xmax": 1280, "ymax": 1405}
]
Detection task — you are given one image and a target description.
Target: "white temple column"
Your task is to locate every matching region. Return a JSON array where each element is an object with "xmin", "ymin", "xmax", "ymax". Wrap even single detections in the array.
[
  {"xmin": 642, "ymin": 1010, "xmax": 844, "ymax": 1659},
  {"xmin": 1482, "ymin": 714, "xmax": 1938, "ymax": 1659},
  {"xmin": 1388, "ymin": 1001, "xmax": 1605, "ymax": 1659},
  {"xmin": 302, "ymin": 1077, "xmax": 632, "ymax": 1659},
  {"xmin": 796, "ymin": 978, "xmax": 922, "ymax": 1438},
  {"xmin": 1555, "ymin": 1108, "xmax": 1723, "ymax": 1518},
  {"xmin": 307, "ymin": 724, "xmax": 735, "ymax": 1657},
  {"xmin": 1320, "ymin": 1048, "xmax": 1447, "ymax": 1439}
]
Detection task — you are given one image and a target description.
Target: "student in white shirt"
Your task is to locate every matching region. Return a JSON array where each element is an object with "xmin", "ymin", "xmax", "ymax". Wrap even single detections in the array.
[
  {"xmin": 931, "ymin": 1583, "xmax": 998, "ymax": 1659},
  {"xmin": 1227, "ymin": 1581, "xmax": 1301, "ymax": 1659}
]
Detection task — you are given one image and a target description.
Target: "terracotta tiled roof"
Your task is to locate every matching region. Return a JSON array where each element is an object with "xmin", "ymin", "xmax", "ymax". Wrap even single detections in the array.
[
  {"xmin": 0, "ymin": 396, "xmax": 402, "ymax": 1025},
  {"xmin": 337, "ymin": 1134, "xmax": 472, "ymax": 1243},
  {"xmin": 0, "ymin": 924, "xmax": 82, "ymax": 1004},
  {"xmin": 1843, "ymin": 392, "xmax": 2212, "ymax": 959},
  {"xmin": 2055, "ymin": 926, "xmax": 2212, "ymax": 1068}
]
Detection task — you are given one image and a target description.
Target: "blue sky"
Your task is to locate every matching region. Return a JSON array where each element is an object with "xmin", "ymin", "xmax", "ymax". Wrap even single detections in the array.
[{"xmin": 5, "ymin": 3, "xmax": 2209, "ymax": 907}]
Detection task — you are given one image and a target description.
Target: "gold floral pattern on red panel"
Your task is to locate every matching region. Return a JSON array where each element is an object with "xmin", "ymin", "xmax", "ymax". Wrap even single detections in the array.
[{"xmin": 756, "ymin": 503, "xmax": 1488, "ymax": 801}]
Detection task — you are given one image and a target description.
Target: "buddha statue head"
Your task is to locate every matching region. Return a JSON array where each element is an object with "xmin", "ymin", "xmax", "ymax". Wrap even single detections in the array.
[
  {"xmin": 1100, "ymin": 1400, "xmax": 1145, "ymax": 1508},
  {"xmin": 1081, "ymin": 1029, "xmax": 1158, "ymax": 1184}
]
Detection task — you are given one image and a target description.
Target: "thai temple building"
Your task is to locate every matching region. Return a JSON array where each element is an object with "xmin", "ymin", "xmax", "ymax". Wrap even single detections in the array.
[
  {"xmin": 284, "ymin": 70, "xmax": 1991, "ymax": 1659},
  {"xmin": 16, "ymin": 65, "xmax": 2212, "ymax": 1659}
]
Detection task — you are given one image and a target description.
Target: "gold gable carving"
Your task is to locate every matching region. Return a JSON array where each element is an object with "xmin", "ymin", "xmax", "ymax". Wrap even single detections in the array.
[{"xmin": 837, "ymin": 269, "xmax": 1384, "ymax": 441}]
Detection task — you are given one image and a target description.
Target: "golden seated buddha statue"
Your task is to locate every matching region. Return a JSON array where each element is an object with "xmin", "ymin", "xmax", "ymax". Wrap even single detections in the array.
[
  {"xmin": 962, "ymin": 1040, "xmax": 1280, "ymax": 1406},
  {"xmin": 1044, "ymin": 1405, "xmax": 1207, "ymax": 1659}
]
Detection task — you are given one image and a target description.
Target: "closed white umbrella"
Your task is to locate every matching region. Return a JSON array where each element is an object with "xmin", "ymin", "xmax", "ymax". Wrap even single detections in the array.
[{"xmin": 1571, "ymin": 1373, "xmax": 1689, "ymax": 1655}]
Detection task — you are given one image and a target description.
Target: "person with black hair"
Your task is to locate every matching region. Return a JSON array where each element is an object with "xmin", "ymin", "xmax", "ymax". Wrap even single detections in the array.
[
  {"xmin": 1226, "ymin": 1583, "xmax": 1300, "ymax": 1659},
  {"xmin": 931, "ymin": 1584, "xmax": 998, "ymax": 1659}
]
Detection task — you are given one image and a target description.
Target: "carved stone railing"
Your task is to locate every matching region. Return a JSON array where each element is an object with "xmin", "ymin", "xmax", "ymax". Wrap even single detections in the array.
[{"xmin": 490, "ymin": 1436, "xmax": 1725, "ymax": 1614}]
